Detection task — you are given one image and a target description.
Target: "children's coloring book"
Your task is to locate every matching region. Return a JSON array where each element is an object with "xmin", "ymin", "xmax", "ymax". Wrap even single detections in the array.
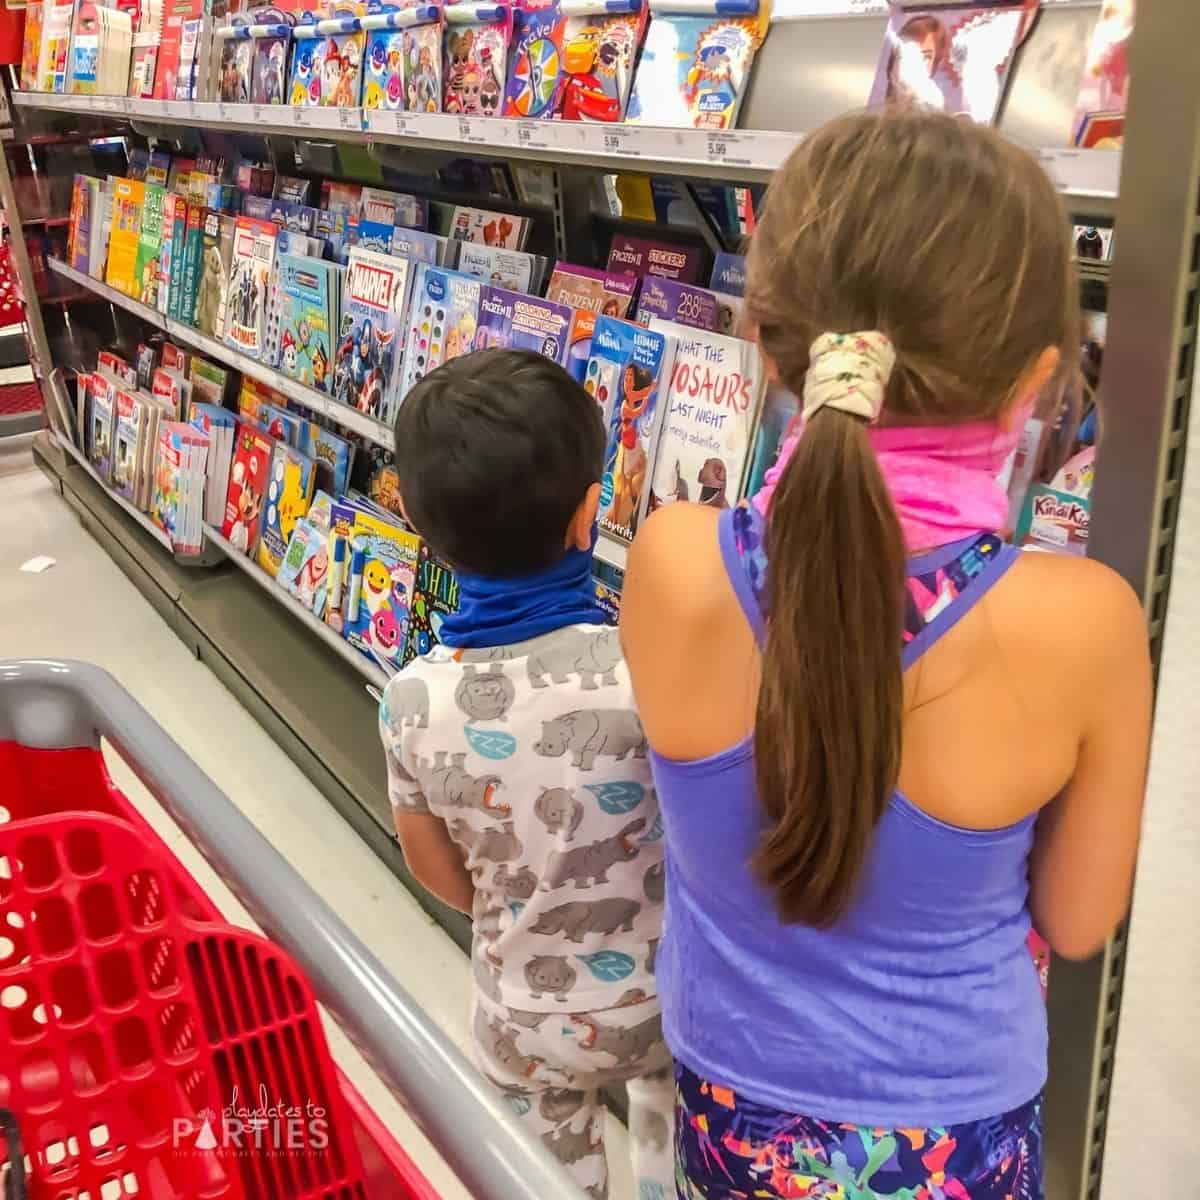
[
  {"xmin": 278, "ymin": 519, "xmax": 332, "ymax": 616},
  {"xmin": 443, "ymin": 7, "xmax": 510, "ymax": 116},
  {"xmin": 105, "ymin": 178, "xmax": 145, "ymax": 298},
  {"xmin": 547, "ymin": 263, "xmax": 640, "ymax": 380},
  {"xmin": 250, "ymin": 9, "xmax": 294, "ymax": 105},
  {"xmin": 194, "ymin": 211, "xmax": 234, "ymax": 338},
  {"xmin": 402, "ymin": 542, "xmax": 460, "ymax": 664},
  {"xmin": 224, "ymin": 217, "xmax": 278, "ymax": 360},
  {"xmin": 474, "ymin": 287, "xmax": 572, "ymax": 364},
  {"xmin": 257, "ymin": 440, "xmax": 317, "ymax": 578},
  {"xmin": 503, "ymin": 0, "xmax": 564, "ymax": 119},
  {"xmin": 361, "ymin": 6, "xmax": 404, "ymax": 110},
  {"xmin": 627, "ymin": 6, "xmax": 769, "ymax": 130},
  {"xmin": 556, "ymin": 7, "xmax": 646, "ymax": 122},
  {"xmin": 868, "ymin": 3, "xmax": 1026, "ymax": 126},
  {"xmin": 645, "ymin": 318, "xmax": 765, "ymax": 514},
  {"xmin": 391, "ymin": 227, "xmax": 450, "ymax": 265},
  {"xmin": 278, "ymin": 253, "xmax": 342, "ymax": 393},
  {"xmin": 333, "ymin": 247, "xmax": 412, "ymax": 421},
  {"xmin": 586, "ymin": 316, "xmax": 676, "ymax": 542},
  {"xmin": 300, "ymin": 421, "xmax": 356, "ymax": 497},
  {"xmin": 396, "ymin": 264, "xmax": 483, "ymax": 398},
  {"xmin": 219, "ymin": 26, "xmax": 254, "ymax": 103},
  {"xmin": 454, "ymin": 242, "xmax": 537, "ymax": 292},
  {"xmin": 222, "ymin": 424, "xmax": 275, "ymax": 555},
  {"xmin": 134, "ymin": 183, "xmax": 165, "ymax": 307},
  {"xmin": 402, "ymin": 19, "xmax": 442, "ymax": 112},
  {"xmin": 709, "ymin": 250, "xmax": 746, "ymax": 296}
]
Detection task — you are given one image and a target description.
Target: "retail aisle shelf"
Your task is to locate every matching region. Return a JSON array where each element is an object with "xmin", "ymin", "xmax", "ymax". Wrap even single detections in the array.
[
  {"xmin": 12, "ymin": 91, "xmax": 1122, "ymax": 197},
  {"xmin": 595, "ymin": 535, "xmax": 628, "ymax": 572},
  {"xmin": 57, "ymin": 429, "xmax": 180, "ymax": 556},
  {"xmin": 203, "ymin": 522, "xmax": 393, "ymax": 693},
  {"xmin": 47, "ymin": 258, "xmax": 395, "ymax": 449}
]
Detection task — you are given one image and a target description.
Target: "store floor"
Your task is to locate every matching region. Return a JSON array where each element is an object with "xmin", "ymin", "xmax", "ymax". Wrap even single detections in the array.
[{"xmin": 0, "ymin": 451, "xmax": 634, "ymax": 1199}]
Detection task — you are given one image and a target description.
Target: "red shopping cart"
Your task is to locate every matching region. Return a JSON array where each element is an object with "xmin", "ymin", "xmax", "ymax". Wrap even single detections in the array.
[{"xmin": 0, "ymin": 660, "xmax": 585, "ymax": 1200}]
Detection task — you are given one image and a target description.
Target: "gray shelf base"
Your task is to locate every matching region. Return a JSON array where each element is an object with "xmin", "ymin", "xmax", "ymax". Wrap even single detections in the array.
[{"xmin": 32, "ymin": 431, "xmax": 471, "ymax": 954}]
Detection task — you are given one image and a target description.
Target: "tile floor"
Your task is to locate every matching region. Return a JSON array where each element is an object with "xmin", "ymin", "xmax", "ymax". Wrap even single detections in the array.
[{"xmin": 0, "ymin": 454, "xmax": 633, "ymax": 1199}]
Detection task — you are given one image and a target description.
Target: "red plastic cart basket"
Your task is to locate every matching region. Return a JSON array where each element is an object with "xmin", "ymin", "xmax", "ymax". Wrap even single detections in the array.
[{"xmin": 0, "ymin": 660, "xmax": 585, "ymax": 1200}]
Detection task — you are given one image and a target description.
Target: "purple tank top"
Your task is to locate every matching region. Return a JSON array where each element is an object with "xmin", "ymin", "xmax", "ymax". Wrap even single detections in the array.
[{"xmin": 649, "ymin": 505, "xmax": 1046, "ymax": 1127}]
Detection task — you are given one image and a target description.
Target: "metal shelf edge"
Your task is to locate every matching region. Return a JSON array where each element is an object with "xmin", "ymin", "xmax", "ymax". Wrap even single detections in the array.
[
  {"xmin": 203, "ymin": 522, "xmax": 393, "ymax": 692},
  {"xmin": 47, "ymin": 258, "xmax": 395, "ymax": 450}
]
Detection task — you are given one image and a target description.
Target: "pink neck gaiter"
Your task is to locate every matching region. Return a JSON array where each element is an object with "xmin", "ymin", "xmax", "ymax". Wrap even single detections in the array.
[{"xmin": 752, "ymin": 412, "xmax": 1029, "ymax": 551}]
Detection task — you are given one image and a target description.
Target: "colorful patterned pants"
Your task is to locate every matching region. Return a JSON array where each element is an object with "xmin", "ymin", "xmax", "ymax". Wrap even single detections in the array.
[{"xmin": 674, "ymin": 1064, "xmax": 1042, "ymax": 1200}]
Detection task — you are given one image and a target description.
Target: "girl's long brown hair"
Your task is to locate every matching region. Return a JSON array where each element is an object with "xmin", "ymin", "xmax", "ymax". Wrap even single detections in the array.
[{"xmin": 745, "ymin": 111, "xmax": 1077, "ymax": 927}]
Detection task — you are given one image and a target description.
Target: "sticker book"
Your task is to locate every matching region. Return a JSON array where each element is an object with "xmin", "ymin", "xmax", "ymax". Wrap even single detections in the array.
[
  {"xmin": 224, "ymin": 216, "xmax": 278, "ymax": 360},
  {"xmin": 586, "ymin": 315, "xmax": 677, "ymax": 542},
  {"xmin": 556, "ymin": 6, "xmax": 646, "ymax": 123},
  {"xmin": 334, "ymin": 247, "xmax": 413, "ymax": 421},
  {"xmin": 222, "ymin": 423, "xmax": 276, "ymax": 555},
  {"xmin": 402, "ymin": 19, "xmax": 443, "ymax": 112},
  {"xmin": 503, "ymin": 0, "xmax": 564, "ymax": 119},
  {"xmin": 257, "ymin": 440, "xmax": 317, "ymax": 578},
  {"xmin": 396, "ymin": 263, "xmax": 483, "ymax": 399},
  {"xmin": 644, "ymin": 318, "xmax": 766, "ymax": 515},
  {"xmin": 627, "ymin": 5, "xmax": 770, "ymax": 130},
  {"xmin": 443, "ymin": 4, "xmax": 511, "ymax": 116},
  {"xmin": 608, "ymin": 233, "xmax": 703, "ymax": 283},
  {"xmin": 474, "ymin": 286, "xmax": 572, "ymax": 364}
]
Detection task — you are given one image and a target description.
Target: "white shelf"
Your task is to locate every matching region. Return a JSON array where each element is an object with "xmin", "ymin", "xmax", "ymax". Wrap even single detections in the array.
[
  {"xmin": 56, "ymin": 428, "xmax": 179, "ymax": 555},
  {"xmin": 47, "ymin": 259, "xmax": 395, "ymax": 450},
  {"xmin": 203, "ymin": 522, "xmax": 393, "ymax": 691},
  {"xmin": 12, "ymin": 91, "xmax": 1122, "ymax": 198},
  {"xmin": 595, "ymin": 534, "xmax": 628, "ymax": 572}
]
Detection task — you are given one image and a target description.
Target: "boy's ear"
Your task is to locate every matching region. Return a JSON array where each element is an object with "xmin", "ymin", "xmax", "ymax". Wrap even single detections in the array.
[{"xmin": 567, "ymin": 482, "xmax": 602, "ymax": 552}]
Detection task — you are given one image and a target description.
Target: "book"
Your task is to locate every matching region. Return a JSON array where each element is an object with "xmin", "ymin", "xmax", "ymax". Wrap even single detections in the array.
[
  {"xmin": 193, "ymin": 211, "xmax": 234, "ymax": 337},
  {"xmin": 277, "ymin": 252, "xmax": 342, "ymax": 393},
  {"xmin": 396, "ymin": 263, "xmax": 483, "ymax": 399},
  {"xmin": 362, "ymin": 6, "xmax": 407, "ymax": 111},
  {"xmin": 443, "ymin": 8, "xmax": 510, "ymax": 116},
  {"xmin": 257, "ymin": 440, "xmax": 318, "ymax": 577},
  {"xmin": 503, "ymin": 0, "xmax": 563, "ymax": 119},
  {"xmin": 709, "ymin": 251, "xmax": 746, "ymax": 297},
  {"xmin": 67, "ymin": 175, "xmax": 95, "ymax": 275},
  {"xmin": 105, "ymin": 178, "xmax": 146, "ymax": 298},
  {"xmin": 177, "ymin": 203, "xmax": 206, "ymax": 328},
  {"xmin": 151, "ymin": 421, "xmax": 209, "ymax": 553},
  {"xmin": 152, "ymin": 367, "xmax": 190, "ymax": 421},
  {"xmin": 627, "ymin": 9, "xmax": 769, "ymax": 130},
  {"xmin": 636, "ymin": 277, "xmax": 723, "ymax": 333},
  {"xmin": 454, "ymin": 242, "xmax": 540, "ymax": 293},
  {"xmin": 391, "ymin": 227, "xmax": 450, "ymax": 266},
  {"xmin": 644, "ymin": 319, "xmax": 766, "ymax": 515},
  {"xmin": 335, "ymin": 247, "xmax": 413, "ymax": 421},
  {"xmin": 189, "ymin": 401, "xmax": 238, "ymax": 525},
  {"xmin": 135, "ymin": 183, "xmax": 166, "ymax": 307},
  {"xmin": 1015, "ymin": 485, "xmax": 1090, "ymax": 556},
  {"xmin": 222, "ymin": 423, "xmax": 276, "ymax": 555},
  {"xmin": 586, "ymin": 316, "xmax": 676, "ymax": 542},
  {"xmin": 608, "ymin": 233, "xmax": 703, "ymax": 284},
  {"xmin": 474, "ymin": 287, "xmax": 572, "ymax": 364},
  {"xmin": 225, "ymin": 217, "xmax": 278, "ymax": 359},
  {"xmin": 88, "ymin": 375, "xmax": 117, "ymax": 482},
  {"xmin": 276, "ymin": 518, "xmax": 330, "ymax": 616},
  {"xmin": 300, "ymin": 421, "xmax": 356, "ymax": 497},
  {"xmin": 218, "ymin": 23, "xmax": 255, "ymax": 103},
  {"xmin": 154, "ymin": 0, "xmax": 204, "ymax": 100},
  {"xmin": 402, "ymin": 542, "xmax": 460, "ymax": 664},
  {"xmin": 448, "ymin": 206, "xmax": 531, "ymax": 250},
  {"xmin": 547, "ymin": 263, "xmax": 639, "ymax": 380},
  {"xmin": 175, "ymin": 18, "xmax": 202, "ymax": 100},
  {"xmin": 868, "ymin": 3, "xmax": 1026, "ymax": 127},
  {"xmin": 164, "ymin": 193, "xmax": 189, "ymax": 319},
  {"xmin": 556, "ymin": 8, "xmax": 646, "ymax": 123},
  {"xmin": 136, "ymin": 344, "xmax": 158, "ymax": 392},
  {"xmin": 334, "ymin": 505, "xmax": 422, "ymax": 670},
  {"xmin": 259, "ymin": 403, "xmax": 305, "ymax": 447},
  {"xmin": 361, "ymin": 186, "xmax": 428, "ymax": 231}
]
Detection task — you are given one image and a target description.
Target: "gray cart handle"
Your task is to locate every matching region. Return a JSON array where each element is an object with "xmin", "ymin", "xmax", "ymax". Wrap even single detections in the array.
[{"xmin": 0, "ymin": 659, "xmax": 589, "ymax": 1200}]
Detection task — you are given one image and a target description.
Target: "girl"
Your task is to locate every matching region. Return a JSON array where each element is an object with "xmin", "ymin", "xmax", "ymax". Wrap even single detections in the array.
[{"xmin": 620, "ymin": 111, "xmax": 1150, "ymax": 1199}]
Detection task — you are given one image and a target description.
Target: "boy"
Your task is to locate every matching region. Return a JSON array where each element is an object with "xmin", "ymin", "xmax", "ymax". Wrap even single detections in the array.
[{"xmin": 379, "ymin": 349, "xmax": 672, "ymax": 1200}]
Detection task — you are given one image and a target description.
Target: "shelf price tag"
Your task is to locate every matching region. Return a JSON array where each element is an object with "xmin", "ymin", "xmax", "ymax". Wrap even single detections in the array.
[
  {"xmin": 516, "ymin": 122, "xmax": 548, "ymax": 150},
  {"xmin": 218, "ymin": 101, "xmax": 230, "ymax": 122},
  {"xmin": 252, "ymin": 103, "xmax": 264, "ymax": 123},
  {"xmin": 600, "ymin": 127, "xmax": 636, "ymax": 157},
  {"xmin": 706, "ymin": 132, "xmax": 732, "ymax": 164},
  {"xmin": 458, "ymin": 117, "xmax": 473, "ymax": 142},
  {"xmin": 337, "ymin": 106, "xmax": 358, "ymax": 130},
  {"xmin": 292, "ymin": 104, "xmax": 307, "ymax": 126}
]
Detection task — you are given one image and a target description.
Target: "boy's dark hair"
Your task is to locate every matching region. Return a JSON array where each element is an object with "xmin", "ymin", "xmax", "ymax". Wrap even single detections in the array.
[{"xmin": 393, "ymin": 348, "xmax": 605, "ymax": 576}]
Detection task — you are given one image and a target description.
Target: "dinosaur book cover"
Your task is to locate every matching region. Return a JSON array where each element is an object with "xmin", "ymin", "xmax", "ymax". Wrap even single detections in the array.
[
  {"xmin": 644, "ymin": 318, "xmax": 765, "ymax": 517},
  {"xmin": 586, "ymin": 316, "xmax": 676, "ymax": 544}
]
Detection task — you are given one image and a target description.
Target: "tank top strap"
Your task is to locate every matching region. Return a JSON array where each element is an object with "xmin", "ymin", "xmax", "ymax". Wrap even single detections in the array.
[{"xmin": 717, "ymin": 506, "xmax": 1021, "ymax": 666}]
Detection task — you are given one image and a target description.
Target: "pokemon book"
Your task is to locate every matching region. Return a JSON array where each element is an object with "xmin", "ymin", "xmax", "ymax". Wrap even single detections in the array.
[
  {"xmin": 586, "ymin": 315, "xmax": 676, "ymax": 543},
  {"xmin": 257, "ymin": 440, "xmax": 317, "ymax": 577},
  {"xmin": 474, "ymin": 286, "xmax": 572, "ymax": 363},
  {"xmin": 636, "ymin": 277, "xmax": 722, "ymax": 332},
  {"xmin": 448, "ymin": 205, "xmax": 531, "ymax": 249},
  {"xmin": 225, "ymin": 217, "xmax": 278, "ymax": 360},
  {"xmin": 644, "ymin": 317, "xmax": 766, "ymax": 515},
  {"xmin": 402, "ymin": 541, "xmax": 460, "ymax": 664},
  {"xmin": 105, "ymin": 178, "xmax": 146, "ymax": 298},
  {"xmin": 134, "ymin": 184, "xmax": 165, "ymax": 308},
  {"xmin": 396, "ymin": 263, "xmax": 482, "ymax": 400},
  {"xmin": 455, "ymin": 242, "xmax": 538, "ymax": 293},
  {"xmin": 277, "ymin": 253, "xmax": 342, "ymax": 393},
  {"xmin": 504, "ymin": 0, "xmax": 564, "ymax": 119},
  {"xmin": 301, "ymin": 420, "xmax": 356, "ymax": 497},
  {"xmin": 556, "ymin": 6, "xmax": 646, "ymax": 122},
  {"xmin": 335, "ymin": 505, "xmax": 422, "ymax": 670},
  {"xmin": 222, "ymin": 423, "xmax": 275, "ymax": 555},
  {"xmin": 626, "ymin": 7, "xmax": 769, "ymax": 130},
  {"xmin": 402, "ymin": 19, "xmax": 442, "ymax": 112},
  {"xmin": 333, "ymin": 248, "xmax": 412, "ymax": 422},
  {"xmin": 443, "ymin": 6, "xmax": 510, "ymax": 116},
  {"xmin": 193, "ymin": 211, "xmax": 234, "ymax": 337}
]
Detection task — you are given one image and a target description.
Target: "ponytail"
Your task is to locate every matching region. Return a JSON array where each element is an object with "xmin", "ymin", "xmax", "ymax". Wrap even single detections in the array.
[{"xmin": 752, "ymin": 333, "xmax": 907, "ymax": 927}]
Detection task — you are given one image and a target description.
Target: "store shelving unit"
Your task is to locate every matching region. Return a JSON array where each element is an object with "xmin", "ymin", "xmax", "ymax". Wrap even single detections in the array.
[{"xmin": 12, "ymin": 3, "xmax": 1194, "ymax": 1197}]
